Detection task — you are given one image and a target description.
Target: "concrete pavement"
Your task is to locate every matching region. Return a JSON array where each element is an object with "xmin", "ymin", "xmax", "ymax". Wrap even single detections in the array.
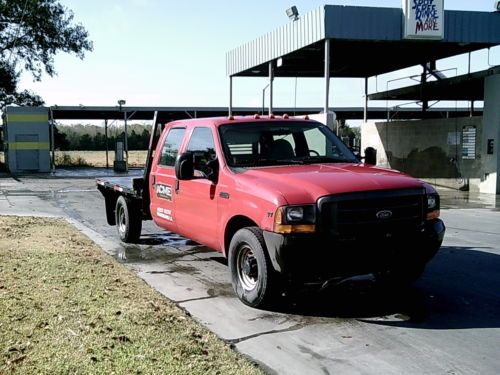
[{"xmin": 1, "ymin": 172, "xmax": 499, "ymax": 375}]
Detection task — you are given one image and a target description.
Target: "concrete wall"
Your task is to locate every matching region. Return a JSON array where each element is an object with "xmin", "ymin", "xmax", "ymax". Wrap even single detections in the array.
[
  {"xmin": 4, "ymin": 107, "xmax": 50, "ymax": 173},
  {"xmin": 362, "ymin": 72, "xmax": 500, "ymax": 194},
  {"xmin": 361, "ymin": 116, "xmax": 484, "ymax": 191},
  {"xmin": 480, "ymin": 74, "xmax": 500, "ymax": 194}
]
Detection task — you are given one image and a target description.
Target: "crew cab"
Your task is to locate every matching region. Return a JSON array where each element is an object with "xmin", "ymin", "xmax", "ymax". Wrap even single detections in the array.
[{"xmin": 97, "ymin": 113, "xmax": 445, "ymax": 308}]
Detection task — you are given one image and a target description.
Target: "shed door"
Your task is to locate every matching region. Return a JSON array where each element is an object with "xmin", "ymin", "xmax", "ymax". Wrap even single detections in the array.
[{"xmin": 15, "ymin": 134, "xmax": 39, "ymax": 171}]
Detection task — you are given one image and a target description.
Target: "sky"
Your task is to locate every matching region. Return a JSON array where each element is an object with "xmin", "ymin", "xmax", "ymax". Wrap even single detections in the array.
[{"xmin": 17, "ymin": 0, "xmax": 500, "ymax": 113}]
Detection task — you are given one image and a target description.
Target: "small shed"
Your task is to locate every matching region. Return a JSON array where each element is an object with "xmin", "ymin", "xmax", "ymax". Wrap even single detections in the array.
[{"xmin": 3, "ymin": 106, "xmax": 51, "ymax": 173}]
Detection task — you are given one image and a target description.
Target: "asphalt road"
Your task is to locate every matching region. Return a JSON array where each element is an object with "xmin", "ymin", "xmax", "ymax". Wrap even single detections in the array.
[{"xmin": 1, "ymin": 172, "xmax": 499, "ymax": 375}]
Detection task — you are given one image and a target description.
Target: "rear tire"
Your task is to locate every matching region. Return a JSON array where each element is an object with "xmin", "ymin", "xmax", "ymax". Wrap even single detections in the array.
[
  {"xmin": 115, "ymin": 196, "xmax": 142, "ymax": 243},
  {"xmin": 228, "ymin": 227, "xmax": 280, "ymax": 308}
]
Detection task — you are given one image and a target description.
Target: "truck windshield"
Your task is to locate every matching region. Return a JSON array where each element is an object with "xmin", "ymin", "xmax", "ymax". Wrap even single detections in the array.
[{"xmin": 218, "ymin": 121, "xmax": 359, "ymax": 168}]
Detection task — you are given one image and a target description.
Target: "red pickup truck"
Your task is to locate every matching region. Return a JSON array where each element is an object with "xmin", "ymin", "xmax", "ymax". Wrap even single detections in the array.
[{"xmin": 97, "ymin": 113, "xmax": 445, "ymax": 308}]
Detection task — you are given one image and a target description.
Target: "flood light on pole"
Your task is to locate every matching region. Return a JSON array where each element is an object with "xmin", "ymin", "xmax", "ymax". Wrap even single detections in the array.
[
  {"xmin": 286, "ymin": 6, "xmax": 299, "ymax": 21},
  {"xmin": 117, "ymin": 99, "xmax": 126, "ymax": 111}
]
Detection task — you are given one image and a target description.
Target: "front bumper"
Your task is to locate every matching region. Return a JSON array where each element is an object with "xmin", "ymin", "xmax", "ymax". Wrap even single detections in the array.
[{"xmin": 263, "ymin": 218, "xmax": 445, "ymax": 283}]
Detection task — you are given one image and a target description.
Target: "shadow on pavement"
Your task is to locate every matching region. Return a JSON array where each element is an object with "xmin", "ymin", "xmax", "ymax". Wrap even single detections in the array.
[{"xmin": 267, "ymin": 246, "xmax": 500, "ymax": 329}]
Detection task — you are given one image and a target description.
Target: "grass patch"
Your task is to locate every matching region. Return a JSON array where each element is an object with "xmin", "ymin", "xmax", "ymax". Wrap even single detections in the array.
[
  {"xmin": 54, "ymin": 152, "xmax": 91, "ymax": 167},
  {"xmin": 0, "ymin": 216, "xmax": 262, "ymax": 375}
]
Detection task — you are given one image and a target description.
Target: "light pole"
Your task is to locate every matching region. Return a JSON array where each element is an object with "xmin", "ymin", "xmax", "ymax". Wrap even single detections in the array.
[{"xmin": 118, "ymin": 99, "xmax": 127, "ymax": 172}]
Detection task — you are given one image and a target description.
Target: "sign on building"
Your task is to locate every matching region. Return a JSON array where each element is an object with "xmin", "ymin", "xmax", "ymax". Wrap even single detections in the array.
[
  {"xmin": 462, "ymin": 126, "xmax": 476, "ymax": 160},
  {"xmin": 403, "ymin": 0, "xmax": 444, "ymax": 40}
]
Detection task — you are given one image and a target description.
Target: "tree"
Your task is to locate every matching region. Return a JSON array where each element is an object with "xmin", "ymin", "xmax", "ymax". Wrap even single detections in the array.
[
  {"xmin": 0, "ymin": 0, "xmax": 93, "ymax": 107},
  {"xmin": 54, "ymin": 125, "xmax": 69, "ymax": 150},
  {"xmin": 78, "ymin": 133, "xmax": 93, "ymax": 150}
]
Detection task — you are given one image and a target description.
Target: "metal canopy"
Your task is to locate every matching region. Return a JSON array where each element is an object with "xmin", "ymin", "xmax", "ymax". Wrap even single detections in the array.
[
  {"xmin": 49, "ymin": 106, "xmax": 321, "ymax": 121},
  {"xmin": 226, "ymin": 5, "xmax": 500, "ymax": 79},
  {"xmin": 368, "ymin": 66, "xmax": 500, "ymax": 101},
  {"xmin": 46, "ymin": 105, "xmax": 481, "ymax": 121}
]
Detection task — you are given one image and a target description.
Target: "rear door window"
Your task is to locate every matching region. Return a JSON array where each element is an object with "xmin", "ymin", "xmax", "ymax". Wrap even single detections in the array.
[{"xmin": 158, "ymin": 128, "xmax": 186, "ymax": 167}]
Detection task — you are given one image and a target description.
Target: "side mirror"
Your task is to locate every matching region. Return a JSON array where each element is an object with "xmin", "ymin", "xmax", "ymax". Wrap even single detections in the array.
[
  {"xmin": 364, "ymin": 147, "xmax": 377, "ymax": 166},
  {"xmin": 175, "ymin": 152, "xmax": 194, "ymax": 180}
]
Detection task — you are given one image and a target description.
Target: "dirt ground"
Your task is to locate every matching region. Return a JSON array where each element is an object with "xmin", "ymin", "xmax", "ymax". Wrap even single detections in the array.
[{"xmin": 0, "ymin": 216, "xmax": 262, "ymax": 375}]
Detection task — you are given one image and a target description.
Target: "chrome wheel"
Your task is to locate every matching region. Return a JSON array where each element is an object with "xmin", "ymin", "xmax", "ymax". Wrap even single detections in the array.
[
  {"xmin": 236, "ymin": 244, "xmax": 258, "ymax": 291},
  {"xmin": 117, "ymin": 204, "xmax": 126, "ymax": 236}
]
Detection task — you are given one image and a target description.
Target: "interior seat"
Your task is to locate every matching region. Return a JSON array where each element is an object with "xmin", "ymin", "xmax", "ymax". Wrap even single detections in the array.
[{"xmin": 270, "ymin": 139, "xmax": 295, "ymax": 159}]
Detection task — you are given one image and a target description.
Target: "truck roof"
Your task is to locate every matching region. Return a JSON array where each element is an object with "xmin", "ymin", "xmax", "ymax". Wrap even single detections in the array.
[{"xmin": 166, "ymin": 115, "xmax": 314, "ymax": 128}]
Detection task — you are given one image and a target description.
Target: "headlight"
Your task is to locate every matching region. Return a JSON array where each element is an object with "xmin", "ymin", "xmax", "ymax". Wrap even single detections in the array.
[
  {"xmin": 427, "ymin": 195, "xmax": 437, "ymax": 210},
  {"xmin": 426, "ymin": 194, "xmax": 440, "ymax": 220},
  {"xmin": 285, "ymin": 206, "xmax": 315, "ymax": 223},
  {"xmin": 286, "ymin": 206, "xmax": 304, "ymax": 222},
  {"xmin": 274, "ymin": 205, "xmax": 316, "ymax": 233}
]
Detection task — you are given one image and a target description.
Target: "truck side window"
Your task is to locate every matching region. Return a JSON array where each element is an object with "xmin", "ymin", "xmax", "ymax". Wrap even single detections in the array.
[
  {"xmin": 159, "ymin": 128, "xmax": 186, "ymax": 167},
  {"xmin": 186, "ymin": 127, "xmax": 216, "ymax": 176}
]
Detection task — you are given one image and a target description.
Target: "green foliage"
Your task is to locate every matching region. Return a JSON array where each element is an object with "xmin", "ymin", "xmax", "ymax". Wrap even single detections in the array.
[{"xmin": 0, "ymin": 0, "xmax": 93, "ymax": 107}]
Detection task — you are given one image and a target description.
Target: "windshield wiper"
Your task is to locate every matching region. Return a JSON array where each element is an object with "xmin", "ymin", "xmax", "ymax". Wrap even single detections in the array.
[
  {"xmin": 234, "ymin": 158, "xmax": 304, "ymax": 167},
  {"xmin": 298, "ymin": 156, "xmax": 348, "ymax": 164},
  {"xmin": 274, "ymin": 159, "xmax": 304, "ymax": 165}
]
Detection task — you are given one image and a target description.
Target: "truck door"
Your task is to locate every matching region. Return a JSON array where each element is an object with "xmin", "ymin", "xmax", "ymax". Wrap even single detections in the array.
[
  {"xmin": 174, "ymin": 127, "xmax": 219, "ymax": 249},
  {"xmin": 150, "ymin": 127, "xmax": 186, "ymax": 232}
]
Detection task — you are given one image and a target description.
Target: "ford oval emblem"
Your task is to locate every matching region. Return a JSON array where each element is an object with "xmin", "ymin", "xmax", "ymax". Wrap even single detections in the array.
[{"xmin": 376, "ymin": 210, "xmax": 393, "ymax": 219}]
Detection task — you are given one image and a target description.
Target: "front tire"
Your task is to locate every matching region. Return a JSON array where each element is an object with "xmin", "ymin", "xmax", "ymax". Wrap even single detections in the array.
[
  {"xmin": 115, "ymin": 196, "xmax": 142, "ymax": 243},
  {"xmin": 228, "ymin": 227, "xmax": 280, "ymax": 308}
]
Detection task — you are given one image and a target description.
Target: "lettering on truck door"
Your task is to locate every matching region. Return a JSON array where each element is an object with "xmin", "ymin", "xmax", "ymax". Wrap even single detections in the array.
[
  {"xmin": 174, "ymin": 127, "xmax": 219, "ymax": 249},
  {"xmin": 150, "ymin": 127, "xmax": 186, "ymax": 232}
]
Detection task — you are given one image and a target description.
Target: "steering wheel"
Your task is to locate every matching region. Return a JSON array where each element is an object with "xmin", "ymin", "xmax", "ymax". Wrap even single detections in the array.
[{"xmin": 308, "ymin": 150, "xmax": 320, "ymax": 156}]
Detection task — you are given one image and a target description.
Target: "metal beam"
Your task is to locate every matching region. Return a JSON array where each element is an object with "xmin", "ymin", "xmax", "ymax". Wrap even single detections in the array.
[
  {"xmin": 269, "ymin": 61, "xmax": 274, "ymax": 116},
  {"xmin": 105, "ymin": 119, "xmax": 109, "ymax": 169},
  {"xmin": 364, "ymin": 77, "xmax": 368, "ymax": 122},
  {"xmin": 324, "ymin": 39, "xmax": 331, "ymax": 114},
  {"xmin": 123, "ymin": 111, "xmax": 128, "ymax": 172},
  {"xmin": 229, "ymin": 76, "xmax": 233, "ymax": 117},
  {"xmin": 49, "ymin": 108, "xmax": 55, "ymax": 173}
]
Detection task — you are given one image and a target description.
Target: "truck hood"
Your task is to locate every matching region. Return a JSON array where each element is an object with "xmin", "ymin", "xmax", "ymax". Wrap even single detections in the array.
[{"xmin": 236, "ymin": 163, "xmax": 425, "ymax": 205}]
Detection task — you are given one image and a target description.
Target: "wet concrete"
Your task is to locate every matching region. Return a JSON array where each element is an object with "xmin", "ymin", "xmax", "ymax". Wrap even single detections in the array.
[
  {"xmin": 2, "ymin": 167, "xmax": 144, "ymax": 179},
  {"xmin": 439, "ymin": 188, "xmax": 500, "ymax": 210},
  {"xmin": 1, "ymin": 172, "xmax": 500, "ymax": 375}
]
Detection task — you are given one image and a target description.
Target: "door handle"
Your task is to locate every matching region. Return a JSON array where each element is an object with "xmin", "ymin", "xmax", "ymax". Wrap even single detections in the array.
[{"xmin": 151, "ymin": 175, "xmax": 156, "ymax": 186}]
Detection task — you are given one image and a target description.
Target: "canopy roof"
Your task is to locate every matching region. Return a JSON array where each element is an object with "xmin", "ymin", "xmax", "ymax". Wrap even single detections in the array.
[
  {"xmin": 368, "ymin": 66, "xmax": 500, "ymax": 101},
  {"xmin": 227, "ymin": 5, "xmax": 500, "ymax": 78}
]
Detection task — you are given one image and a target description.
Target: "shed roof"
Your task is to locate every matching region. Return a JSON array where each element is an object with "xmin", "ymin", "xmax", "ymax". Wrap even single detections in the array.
[{"xmin": 226, "ymin": 5, "xmax": 500, "ymax": 78}]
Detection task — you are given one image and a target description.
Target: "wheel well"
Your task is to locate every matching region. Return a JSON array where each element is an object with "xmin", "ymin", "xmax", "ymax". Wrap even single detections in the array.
[{"xmin": 224, "ymin": 216, "xmax": 258, "ymax": 257}]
